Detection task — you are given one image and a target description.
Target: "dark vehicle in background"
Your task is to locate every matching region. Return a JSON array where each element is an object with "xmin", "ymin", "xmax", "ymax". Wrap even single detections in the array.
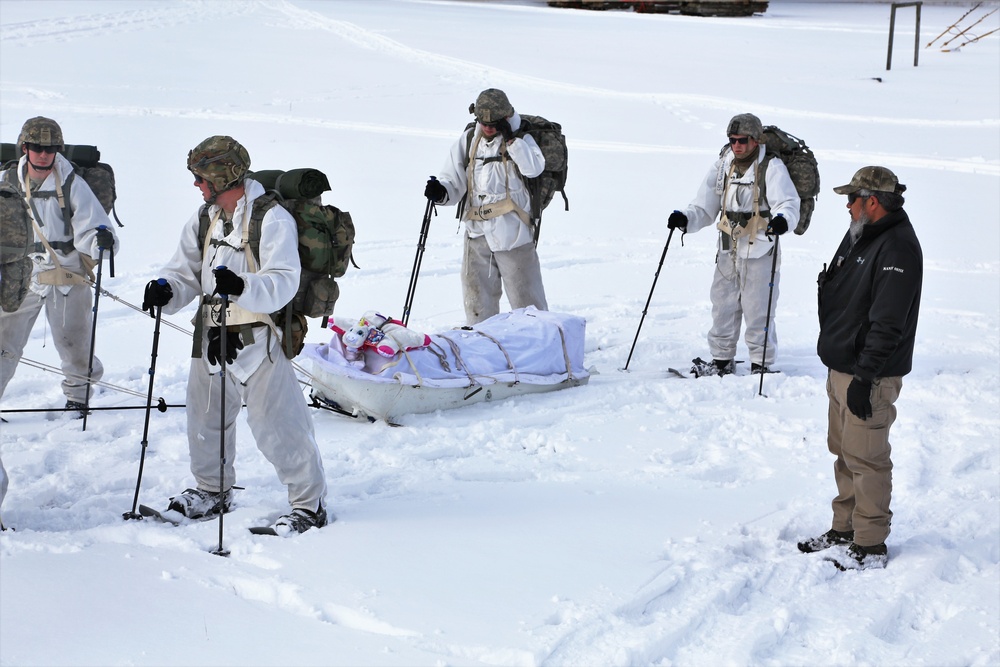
[{"xmin": 547, "ymin": 1, "xmax": 768, "ymax": 17}]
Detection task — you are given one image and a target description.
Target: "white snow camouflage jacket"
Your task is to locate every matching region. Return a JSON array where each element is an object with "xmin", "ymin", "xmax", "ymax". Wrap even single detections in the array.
[
  {"xmin": 6, "ymin": 153, "xmax": 118, "ymax": 297},
  {"xmin": 683, "ymin": 147, "xmax": 800, "ymax": 260},
  {"xmin": 436, "ymin": 112, "xmax": 546, "ymax": 252},
  {"xmin": 158, "ymin": 178, "xmax": 300, "ymax": 381}
]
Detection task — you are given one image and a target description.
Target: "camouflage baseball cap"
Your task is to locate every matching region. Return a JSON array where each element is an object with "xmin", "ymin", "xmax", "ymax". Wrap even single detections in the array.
[
  {"xmin": 833, "ymin": 166, "xmax": 906, "ymax": 195},
  {"xmin": 18, "ymin": 116, "xmax": 64, "ymax": 148},
  {"xmin": 726, "ymin": 113, "xmax": 763, "ymax": 141},
  {"xmin": 187, "ymin": 135, "xmax": 251, "ymax": 192},
  {"xmin": 470, "ymin": 88, "xmax": 514, "ymax": 124}
]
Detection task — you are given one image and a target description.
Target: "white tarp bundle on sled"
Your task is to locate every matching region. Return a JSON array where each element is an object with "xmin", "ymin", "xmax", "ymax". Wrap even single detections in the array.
[{"xmin": 305, "ymin": 307, "xmax": 590, "ymax": 422}]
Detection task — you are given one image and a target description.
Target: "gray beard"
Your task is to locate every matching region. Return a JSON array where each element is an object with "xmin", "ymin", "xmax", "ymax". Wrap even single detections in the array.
[{"xmin": 849, "ymin": 210, "xmax": 871, "ymax": 243}]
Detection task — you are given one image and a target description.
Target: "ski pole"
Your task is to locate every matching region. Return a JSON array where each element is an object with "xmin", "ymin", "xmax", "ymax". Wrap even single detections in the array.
[
  {"xmin": 212, "ymin": 267, "xmax": 231, "ymax": 557},
  {"xmin": 81, "ymin": 243, "xmax": 107, "ymax": 431},
  {"xmin": 124, "ymin": 296, "xmax": 165, "ymax": 521},
  {"xmin": 623, "ymin": 227, "xmax": 675, "ymax": 371},
  {"xmin": 402, "ymin": 178, "xmax": 437, "ymax": 327},
  {"xmin": 758, "ymin": 236, "xmax": 780, "ymax": 397}
]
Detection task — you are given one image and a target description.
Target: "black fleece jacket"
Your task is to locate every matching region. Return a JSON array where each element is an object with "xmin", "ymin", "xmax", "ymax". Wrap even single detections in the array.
[{"xmin": 817, "ymin": 208, "xmax": 923, "ymax": 382}]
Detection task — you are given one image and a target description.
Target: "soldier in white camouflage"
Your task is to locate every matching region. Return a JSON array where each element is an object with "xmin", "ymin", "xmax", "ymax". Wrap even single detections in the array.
[
  {"xmin": 0, "ymin": 117, "xmax": 119, "ymax": 528},
  {"xmin": 0, "ymin": 117, "xmax": 119, "ymax": 414},
  {"xmin": 141, "ymin": 136, "xmax": 329, "ymax": 535},
  {"xmin": 668, "ymin": 113, "xmax": 800, "ymax": 377},
  {"xmin": 425, "ymin": 89, "xmax": 549, "ymax": 325}
]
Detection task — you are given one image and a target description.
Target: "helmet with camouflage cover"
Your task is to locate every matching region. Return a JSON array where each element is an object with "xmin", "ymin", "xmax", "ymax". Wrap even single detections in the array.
[
  {"xmin": 726, "ymin": 113, "xmax": 763, "ymax": 141},
  {"xmin": 18, "ymin": 117, "xmax": 64, "ymax": 149},
  {"xmin": 469, "ymin": 89, "xmax": 514, "ymax": 125},
  {"xmin": 187, "ymin": 135, "xmax": 250, "ymax": 194}
]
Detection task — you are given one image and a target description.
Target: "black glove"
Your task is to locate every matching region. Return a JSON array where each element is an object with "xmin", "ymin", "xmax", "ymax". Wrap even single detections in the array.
[
  {"xmin": 495, "ymin": 118, "xmax": 514, "ymax": 143},
  {"xmin": 95, "ymin": 226, "xmax": 114, "ymax": 251},
  {"xmin": 768, "ymin": 215, "xmax": 788, "ymax": 236},
  {"xmin": 206, "ymin": 327, "xmax": 244, "ymax": 366},
  {"xmin": 213, "ymin": 267, "xmax": 244, "ymax": 296},
  {"xmin": 142, "ymin": 279, "xmax": 172, "ymax": 313},
  {"xmin": 424, "ymin": 177, "xmax": 447, "ymax": 203},
  {"xmin": 846, "ymin": 376, "xmax": 873, "ymax": 421},
  {"xmin": 667, "ymin": 210, "xmax": 688, "ymax": 230}
]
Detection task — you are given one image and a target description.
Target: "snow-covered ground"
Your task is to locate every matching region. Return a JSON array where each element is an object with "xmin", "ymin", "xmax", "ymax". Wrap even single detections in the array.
[{"xmin": 1, "ymin": 1, "xmax": 998, "ymax": 665}]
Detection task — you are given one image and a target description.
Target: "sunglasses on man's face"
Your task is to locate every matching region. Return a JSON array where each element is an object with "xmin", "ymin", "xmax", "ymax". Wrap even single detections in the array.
[
  {"xmin": 848, "ymin": 193, "xmax": 869, "ymax": 205},
  {"xmin": 26, "ymin": 143, "xmax": 59, "ymax": 154},
  {"xmin": 728, "ymin": 136, "xmax": 750, "ymax": 146}
]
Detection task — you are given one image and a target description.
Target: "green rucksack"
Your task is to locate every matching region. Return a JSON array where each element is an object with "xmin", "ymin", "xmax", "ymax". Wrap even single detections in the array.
[{"xmin": 197, "ymin": 168, "xmax": 356, "ymax": 358}]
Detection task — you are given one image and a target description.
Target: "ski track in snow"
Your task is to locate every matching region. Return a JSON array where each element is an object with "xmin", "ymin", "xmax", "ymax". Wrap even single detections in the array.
[{"xmin": 1, "ymin": 1, "xmax": 996, "ymax": 177}]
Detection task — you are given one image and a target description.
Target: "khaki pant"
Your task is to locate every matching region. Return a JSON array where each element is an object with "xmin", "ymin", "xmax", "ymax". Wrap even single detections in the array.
[
  {"xmin": 461, "ymin": 234, "xmax": 548, "ymax": 325},
  {"xmin": 0, "ymin": 286, "xmax": 104, "ymax": 404},
  {"xmin": 826, "ymin": 369, "xmax": 902, "ymax": 546}
]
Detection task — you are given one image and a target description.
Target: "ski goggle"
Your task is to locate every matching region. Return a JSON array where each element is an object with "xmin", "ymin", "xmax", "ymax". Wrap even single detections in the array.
[{"xmin": 25, "ymin": 143, "xmax": 60, "ymax": 154}]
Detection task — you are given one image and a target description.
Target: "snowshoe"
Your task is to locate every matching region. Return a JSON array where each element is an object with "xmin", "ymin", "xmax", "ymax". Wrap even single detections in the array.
[
  {"xmin": 167, "ymin": 487, "xmax": 233, "ymax": 520},
  {"xmin": 271, "ymin": 505, "xmax": 328, "ymax": 536},
  {"xmin": 690, "ymin": 357, "xmax": 735, "ymax": 378}
]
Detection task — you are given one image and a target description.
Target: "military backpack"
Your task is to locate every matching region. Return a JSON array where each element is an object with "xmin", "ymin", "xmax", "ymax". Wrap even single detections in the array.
[{"xmin": 196, "ymin": 168, "xmax": 356, "ymax": 358}]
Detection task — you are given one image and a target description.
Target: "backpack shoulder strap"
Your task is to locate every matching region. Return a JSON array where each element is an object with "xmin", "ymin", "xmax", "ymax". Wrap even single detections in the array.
[
  {"xmin": 245, "ymin": 191, "xmax": 280, "ymax": 270},
  {"xmin": 757, "ymin": 151, "xmax": 777, "ymax": 212}
]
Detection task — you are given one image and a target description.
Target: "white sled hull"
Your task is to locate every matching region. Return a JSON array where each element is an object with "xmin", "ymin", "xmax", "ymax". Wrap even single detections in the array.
[
  {"xmin": 310, "ymin": 366, "xmax": 589, "ymax": 423},
  {"xmin": 306, "ymin": 308, "xmax": 591, "ymax": 423}
]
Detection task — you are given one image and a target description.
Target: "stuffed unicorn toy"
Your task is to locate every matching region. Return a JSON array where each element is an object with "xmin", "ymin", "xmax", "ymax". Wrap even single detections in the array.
[{"xmin": 330, "ymin": 311, "xmax": 430, "ymax": 366}]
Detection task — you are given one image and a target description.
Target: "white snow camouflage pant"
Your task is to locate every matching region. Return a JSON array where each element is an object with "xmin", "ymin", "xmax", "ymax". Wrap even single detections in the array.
[
  {"xmin": 185, "ymin": 343, "xmax": 327, "ymax": 513},
  {"xmin": 708, "ymin": 244, "xmax": 780, "ymax": 366},
  {"xmin": 462, "ymin": 234, "xmax": 548, "ymax": 325},
  {"xmin": 0, "ymin": 286, "xmax": 104, "ymax": 404}
]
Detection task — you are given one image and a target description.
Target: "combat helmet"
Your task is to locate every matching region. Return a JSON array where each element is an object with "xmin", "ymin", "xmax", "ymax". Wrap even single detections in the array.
[
  {"xmin": 187, "ymin": 135, "xmax": 250, "ymax": 194},
  {"xmin": 726, "ymin": 113, "xmax": 763, "ymax": 141},
  {"xmin": 18, "ymin": 117, "xmax": 64, "ymax": 149},
  {"xmin": 469, "ymin": 89, "xmax": 514, "ymax": 125}
]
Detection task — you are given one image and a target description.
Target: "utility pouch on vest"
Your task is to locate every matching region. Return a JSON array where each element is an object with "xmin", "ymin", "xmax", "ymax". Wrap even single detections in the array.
[
  {"xmin": 717, "ymin": 211, "xmax": 770, "ymax": 242},
  {"xmin": 200, "ymin": 297, "xmax": 269, "ymax": 330},
  {"xmin": 32, "ymin": 246, "xmax": 95, "ymax": 286}
]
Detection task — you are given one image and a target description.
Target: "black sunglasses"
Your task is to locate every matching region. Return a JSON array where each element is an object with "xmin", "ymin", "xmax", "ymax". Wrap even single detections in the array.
[
  {"xmin": 848, "ymin": 193, "xmax": 869, "ymax": 204},
  {"xmin": 728, "ymin": 136, "xmax": 750, "ymax": 146},
  {"xmin": 26, "ymin": 143, "xmax": 59, "ymax": 154}
]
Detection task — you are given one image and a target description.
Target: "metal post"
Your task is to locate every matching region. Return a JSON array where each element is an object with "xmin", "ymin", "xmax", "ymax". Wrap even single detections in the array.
[
  {"xmin": 887, "ymin": 2, "xmax": 923, "ymax": 71},
  {"xmin": 887, "ymin": 4, "xmax": 898, "ymax": 70}
]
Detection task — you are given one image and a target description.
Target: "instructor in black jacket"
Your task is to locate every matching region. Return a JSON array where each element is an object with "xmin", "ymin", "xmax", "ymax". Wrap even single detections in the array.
[{"xmin": 798, "ymin": 166, "xmax": 922, "ymax": 570}]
